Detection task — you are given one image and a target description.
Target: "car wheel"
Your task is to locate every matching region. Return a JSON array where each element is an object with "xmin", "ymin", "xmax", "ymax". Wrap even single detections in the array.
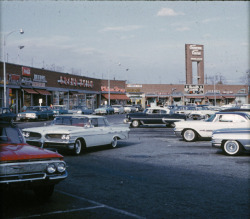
[
  {"xmin": 34, "ymin": 185, "xmax": 54, "ymax": 200},
  {"xmin": 223, "ymin": 140, "xmax": 242, "ymax": 156},
  {"xmin": 110, "ymin": 136, "xmax": 118, "ymax": 148},
  {"xmin": 74, "ymin": 139, "xmax": 82, "ymax": 155},
  {"xmin": 183, "ymin": 129, "xmax": 197, "ymax": 142},
  {"xmin": 131, "ymin": 120, "xmax": 140, "ymax": 128}
]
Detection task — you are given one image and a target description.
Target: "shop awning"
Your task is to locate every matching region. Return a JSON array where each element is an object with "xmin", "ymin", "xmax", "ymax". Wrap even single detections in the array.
[
  {"xmin": 23, "ymin": 89, "xmax": 38, "ymax": 94},
  {"xmin": 206, "ymin": 96, "xmax": 224, "ymax": 99},
  {"xmin": 102, "ymin": 94, "xmax": 130, "ymax": 100},
  {"xmin": 36, "ymin": 89, "xmax": 52, "ymax": 95},
  {"xmin": 223, "ymin": 96, "xmax": 235, "ymax": 99}
]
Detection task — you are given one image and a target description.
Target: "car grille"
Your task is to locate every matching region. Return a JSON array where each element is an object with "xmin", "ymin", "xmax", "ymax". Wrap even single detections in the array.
[
  {"xmin": 0, "ymin": 161, "xmax": 48, "ymax": 175},
  {"xmin": 45, "ymin": 134, "xmax": 62, "ymax": 140},
  {"xmin": 28, "ymin": 132, "xmax": 41, "ymax": 139}
]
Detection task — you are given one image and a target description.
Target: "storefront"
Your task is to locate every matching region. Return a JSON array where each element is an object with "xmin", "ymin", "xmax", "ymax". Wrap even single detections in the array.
[{"xmin": 0, "ymin": 63, "xmax": 101, "ymax": 112}]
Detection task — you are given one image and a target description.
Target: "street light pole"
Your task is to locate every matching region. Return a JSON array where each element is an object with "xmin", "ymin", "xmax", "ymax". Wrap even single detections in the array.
[
  {"xmin": 214, "ymin": 75, "xmax": 216, "ymax": 106},
  {"xmin": 3, "ymin": 29, "xmax": 24, "ymax": 107}
]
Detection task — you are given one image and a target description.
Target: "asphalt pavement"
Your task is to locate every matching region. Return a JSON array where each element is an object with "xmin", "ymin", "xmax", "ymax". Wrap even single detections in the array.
[{"xmin": 2, "ymin": 114, "xmax": 250, "ymax": 219}]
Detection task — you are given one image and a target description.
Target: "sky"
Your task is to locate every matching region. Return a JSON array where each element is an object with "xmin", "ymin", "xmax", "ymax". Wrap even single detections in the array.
[{"xmin": 1, "ymin": 1, "xmax": 249, "ymax": 85}]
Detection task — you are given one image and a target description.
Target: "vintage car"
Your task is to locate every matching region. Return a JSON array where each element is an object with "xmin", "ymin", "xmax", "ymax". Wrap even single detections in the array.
[
  {"xmin": 0, "ymin": 121, "xmax": 67, "ymax": 199},
  {"xmin": 123, "ymin": 105, "xmax": 137, "ymax": 113},
  {"xmin": 94, "ymin": 105, "xmax": 114, "ymax": 115},
  {"xmin": 174, "ymin": 112, "xmax": 250, "ymax": 142},
  {"xmin": 17, "ymin": 106, "xmax": 54, "ymax": 121},
  {"xmin": 174, "ymin": 105, "xmax": 197, "ymax": 118},
  {"xmin": 189, "ymin": 106, "xmax": 217, "ymax": 120},
  {"xmin": 112, "ymin": 105, "xmax": 125, "ymax": 114},
  {"xmin": 68, "ymin": 106, "xmax": 93, "ymax": 115},
  {"xmin": 22, "ymin": 115, "xmax": 129, "ymax": 155},
  {"xmin": 52, "ymin": 105, "xmax": 69, "ymax": 116},
  {"xmin": 211, "ymin": 127, "xmax": 250, "ymax": 156},
  {"xmin": 124, "ymin": 107, "xmax": 186, "ymax": 128},
  {"xmin": 0, "ymin": 107, "xmax": 16, "ymax": 122}
]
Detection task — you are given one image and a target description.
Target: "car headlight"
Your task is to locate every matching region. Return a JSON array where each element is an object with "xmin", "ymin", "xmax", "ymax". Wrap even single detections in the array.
[
  {"xmin": 57, "ymin": 162, "xmax": 66, "ymax": 173},
  {"xmin": 61, "ymin": 134, "xmax": 70, "ymax": 140},
  {"xmin": 23, "ymin": 131, "xmax": 30, "ymax": 138},
  {"xmin": 47, "ymin": 163, "xmax": 56, "ymax": 174}
]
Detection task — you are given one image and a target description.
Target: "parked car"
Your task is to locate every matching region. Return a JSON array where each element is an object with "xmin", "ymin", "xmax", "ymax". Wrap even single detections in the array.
[
  {"xmin": 174, "ymin": 112, "xmax": 250, "ymax": 142},
  {"xmin": 124, "ymin": 105, "xmax": 137, "ymax": 113},
  {"xmin": 17, "ymin": 106, "xmax": 54, "ymax": 121},
  {"xmin": 22, "ymin": 115, "xmax": 129, "ymax": 155},
  {"xmin": 175, "ymin": 105, "xmax": 197, "ymax": 118},
  {"xmin": 112, "ymin": 105, "xmax": 125, "ymax": 114},
  {"xmin": 0, "ymin": 121, "xmax": 67, "ymax": 200},
  {"xmin": 220, "ymin": 108, "xmax": 250, "ymax": 115},
  {"xmin": 124, "ymin": 106, "xmax": 186, "ymax": 128},
  {"xmin": 0, "ymin": 107, "xmax": 16, "ymax": 122},
  {"xmin": 133, "ymin": 104, "xmax": 143, "ymax": 112},
  {"xmin": 52, "ymin": 105, "xmax": 69, "ymax": 116},
  {"xmin": 94, "ymin": 105, "xmax": 114, "ymax": 115},
  {"xmin": 68, "ymin": 106, "xmax": 93, "ymax": 115},
  {"xmin": 212, "ymin": 127, "xmax": 250, "ymax": 156},
  {"xmin": 189, "ymin": 106, "xmax": 217, "ymax": 120}
]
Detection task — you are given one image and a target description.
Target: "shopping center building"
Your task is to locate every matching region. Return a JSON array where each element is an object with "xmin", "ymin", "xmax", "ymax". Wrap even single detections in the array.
[{"xmin": 0, "ymin": 62, "xmax": 249, "ymax": 113}]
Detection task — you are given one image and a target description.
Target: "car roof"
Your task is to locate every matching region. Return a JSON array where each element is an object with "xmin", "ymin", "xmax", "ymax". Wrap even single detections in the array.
[{"xmin": 215, "ymin": 111, "xmax": 249, "ymax": 116}]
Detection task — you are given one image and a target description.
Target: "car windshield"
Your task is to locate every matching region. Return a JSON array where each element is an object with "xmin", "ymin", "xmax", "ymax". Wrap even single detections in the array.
[
  {"xmin": 0, "ymin": 127, "xmax": 24, "ymax": 144},
  {"xmin": 26, "ymin": 106, "xmax": 41, "ymax": 111},
  {"xmin": 53, "ymin": 116, "xmax": 89, "ymax": 127}
]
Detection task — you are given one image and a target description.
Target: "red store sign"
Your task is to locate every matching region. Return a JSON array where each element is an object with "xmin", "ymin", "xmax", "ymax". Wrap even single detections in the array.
[{"xmin": 22, "ymin": 66, "xmax": 31, "ymax": 76}]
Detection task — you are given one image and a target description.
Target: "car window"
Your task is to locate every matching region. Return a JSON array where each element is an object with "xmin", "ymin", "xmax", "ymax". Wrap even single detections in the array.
[
  {"xmin": 218, "ymin": 115, "xmax": 233, "ymax": 122},
  {"xmin": 72, "ymin": 118, "xmax": 88, "ymax": 127},
  {"xmin": 233, "ymin": 115, "xmax": 247, "ymax": 122},
  {"xmin": 98, "ymin": 118, "xmax": 107, "ymax": 127},
  {"xmin": 160, "ymin": 110, "xmax": 167, "ymax": 114},
  {"xmin": 0, "ymin": 127, "xmax": 24, "ymax": 144},
  {"xmin": 152, "ymin": 109, "xmax": 160, "ymax": 114}
]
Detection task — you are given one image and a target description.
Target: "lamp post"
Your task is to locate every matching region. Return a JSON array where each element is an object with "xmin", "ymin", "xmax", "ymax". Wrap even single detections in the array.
[
  {"xmin": 107, "ymin": 62, "xmax": 122, "ymax": 106},
  {"xmin": 18, "ymin": 45, "xmax": 25, "ymax": 64},
  {"xmin": 3, "ymin": 29, "xmax": 24, "ymax": 107}
]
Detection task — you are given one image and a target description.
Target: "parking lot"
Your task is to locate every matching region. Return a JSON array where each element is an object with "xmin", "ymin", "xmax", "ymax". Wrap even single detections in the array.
[{"xmin": 1, "ymin": 114, "xmax": 250, "ymax": 219}]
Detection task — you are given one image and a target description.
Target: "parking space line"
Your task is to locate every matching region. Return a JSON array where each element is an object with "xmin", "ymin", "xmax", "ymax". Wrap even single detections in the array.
[
  {"xmin": 16, "ymin": 206, "xmax": 105, "ymax": 218},
  {"xmin": 58, "ymin": 190, "xmax": 146, "ymax": 219}
]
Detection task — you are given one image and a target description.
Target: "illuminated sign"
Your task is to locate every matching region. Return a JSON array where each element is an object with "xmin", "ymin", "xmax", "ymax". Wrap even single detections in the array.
[{"xmin": 58, "ymin": 76, "xmax": 93, "ymax": 88}]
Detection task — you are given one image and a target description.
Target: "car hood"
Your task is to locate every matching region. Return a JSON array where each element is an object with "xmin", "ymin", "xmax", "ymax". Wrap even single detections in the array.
[
  {"xmin": 0, "ymin": 143, "xmax": 63, "ymax": 162},
  {"xmin": 23, "ymin": 125, "xmax": 85, "ymax": 134}
]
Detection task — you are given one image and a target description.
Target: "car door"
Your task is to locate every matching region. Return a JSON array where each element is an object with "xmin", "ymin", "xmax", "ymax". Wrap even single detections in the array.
[{"xmin": 86, "ymin": 118, "xmax": 111, "ymax": 146}]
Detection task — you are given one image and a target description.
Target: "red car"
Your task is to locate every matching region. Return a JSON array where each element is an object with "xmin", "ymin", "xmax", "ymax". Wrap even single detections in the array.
[{"xmin": 0, "ymin": 121, "xmax": 67, "ymax": 200}]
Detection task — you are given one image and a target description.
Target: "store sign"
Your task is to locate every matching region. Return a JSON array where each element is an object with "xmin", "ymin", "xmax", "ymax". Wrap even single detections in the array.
[
  {"xmin": 21, "ymin": 77, "xmax": 32, "ymax": 86},
  {"xmin": 8, "ymin": 74, "xmax": 21, "ymax": 85},
  {"xmin": 101, "ymin": 86, "xmax": 125, "ymax": 92},
  {"xmin": 22, "ymin": 67, "xmax": 31, "ymax": 76},
  {"xmin": 34, "ymin": 74, "xmax": 47, "ymax": 82},
  {"xmin": 184, "ymin": 84, "xmax": 204, "ymax": 94},
  {"xmin": 58, "ymin": 76, "xmax": 93, "ymax": 88}
]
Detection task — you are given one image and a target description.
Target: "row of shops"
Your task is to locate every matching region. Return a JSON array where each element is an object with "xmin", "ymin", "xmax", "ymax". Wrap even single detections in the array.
[{"xmin": 0, "ymin": 62, "xmax": 249, "ymax": 113}]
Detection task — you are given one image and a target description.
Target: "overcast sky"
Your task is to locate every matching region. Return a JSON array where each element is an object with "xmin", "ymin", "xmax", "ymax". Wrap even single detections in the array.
[{"xmin": 1, "ymin": 1, "xmax": 249, "ymax": 85}]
